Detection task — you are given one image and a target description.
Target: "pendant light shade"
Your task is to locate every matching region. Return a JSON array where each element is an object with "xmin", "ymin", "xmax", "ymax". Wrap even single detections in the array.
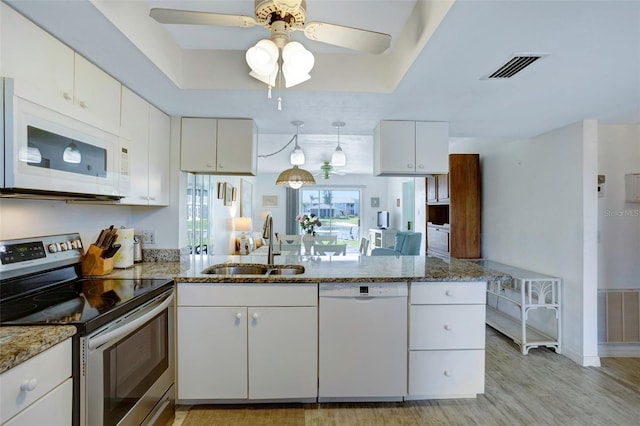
[
  {"xmin": 330, "ymin": 121, "xmax": 346, "ymax": 167},
  {"xmin": 289, "ymin": 120, "xmax": 306, "ymax": 165},
  {"xmin": 276, "ymin": 165, "xmax": 316, "ymax": 189},
  {"xmin": 63, "ymin": 142, "xmax": 82, "ymax": 164}
]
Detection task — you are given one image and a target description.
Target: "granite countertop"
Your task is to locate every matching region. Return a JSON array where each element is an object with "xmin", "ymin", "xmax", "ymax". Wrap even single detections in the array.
[
  {"xmin": 100, "ymin": 254, "xmax": 511, "ymax": 284},
  {"xmin": 0, "ymin": 326, "xmax": 77, "ymax": 374}
]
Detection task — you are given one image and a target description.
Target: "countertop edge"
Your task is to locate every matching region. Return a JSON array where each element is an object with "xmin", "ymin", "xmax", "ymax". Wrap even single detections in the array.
[{"xmin": 0, "ymin": 325, "xmax": 77, "ymax": 374}]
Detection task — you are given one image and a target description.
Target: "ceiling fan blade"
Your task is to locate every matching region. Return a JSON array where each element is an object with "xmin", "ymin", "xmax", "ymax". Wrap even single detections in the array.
[
  {"xmin": 149, "ymin": 8, "xmax": 258, "ymax": 28},
  {"xmin": 302, "ymin": 22, "xmax": 391, "ymax": 54}
]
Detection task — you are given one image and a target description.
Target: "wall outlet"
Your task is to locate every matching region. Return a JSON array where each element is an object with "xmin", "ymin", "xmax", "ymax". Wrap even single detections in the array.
[{"xmin": 142, "ymin": 229, "xmax": 157, "ymax": 245}]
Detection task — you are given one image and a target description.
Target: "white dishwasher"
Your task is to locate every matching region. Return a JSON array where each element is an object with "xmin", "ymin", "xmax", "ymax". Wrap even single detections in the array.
[{"xmin": 319, "ymin": 282, "xmax": 408, "ymax": 401}]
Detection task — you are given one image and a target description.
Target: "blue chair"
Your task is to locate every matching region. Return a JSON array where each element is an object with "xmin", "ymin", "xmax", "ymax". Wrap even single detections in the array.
[{"xmin": 370, "ymin": 232, "xmax": 422, "ymax": 256}]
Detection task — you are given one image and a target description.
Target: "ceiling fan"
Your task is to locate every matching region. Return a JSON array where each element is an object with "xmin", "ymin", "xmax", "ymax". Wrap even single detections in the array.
[
  {"xmin": 316, "ymin": 161, "xmax": 347, "ymax": 180},
  {"xmin": 149, "ymin": 0, "xmax": 392, "ymax": 55}
]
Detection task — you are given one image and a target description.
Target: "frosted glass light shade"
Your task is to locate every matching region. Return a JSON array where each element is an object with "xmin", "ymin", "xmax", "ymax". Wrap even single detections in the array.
[
  {"xmin": 63, "ymin": 142, "xmax": 82, "ymax": 164},
  {"xmin": 290, "ymin": 139, "xmax": 305, "ymax": 165},
  {"xmin": 246, "ymin": 39, "xmax": 279, "ymax": 76},
  {"xmin": 18, "ymin": 146, "xmax": 42, "ymax": 163},
  {"xmin": 282, "ymin": 41, "xmax": 314, "ymax": 88},
  {"xmin": 331, "ymin": 146, "xmax": 346, "ymax": 167}
]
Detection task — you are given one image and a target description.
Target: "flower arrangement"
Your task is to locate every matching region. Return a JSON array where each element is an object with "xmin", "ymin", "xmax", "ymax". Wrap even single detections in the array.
[{"xmin": 297, "ymin": 213, "xmax": 321, "ymax": 235}]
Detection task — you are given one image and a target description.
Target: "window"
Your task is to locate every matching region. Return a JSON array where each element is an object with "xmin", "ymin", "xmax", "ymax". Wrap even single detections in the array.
[
  {"xmin": 186, "ymin": 174, "xmax": 215, "ymax": 254},
  {"xmin": 300, "ymin": 188, "xmax": 361, "ymax": 252}
]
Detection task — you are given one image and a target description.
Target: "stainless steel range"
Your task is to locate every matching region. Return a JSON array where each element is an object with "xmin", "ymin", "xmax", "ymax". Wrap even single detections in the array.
[{"xmin": 0, "ymin": 233, "xmax": 175, "ymax": 426}]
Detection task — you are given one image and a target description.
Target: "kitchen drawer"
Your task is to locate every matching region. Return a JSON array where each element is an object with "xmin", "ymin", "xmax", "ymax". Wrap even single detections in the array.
[
  {"xmin": 0, "ymin": 339, "xmax": 72, "ymax": 423},
  {"xmin": 4, "ymin": 379, "xmax": 72, "ymax": 426},
  {"xmin": 410, "ymin": 305, "xmax": 485, "ymax": 350},
  {"xmin": 178, "ymin": 283, "xmax": 318, "ymax": 307},
  {"xmin": 411, "ymin": 281, "xmax": 485, "ymax": 305},
  {"xmin": 408, "ymin": 350, "xmax": 485, "ymax": 398}
]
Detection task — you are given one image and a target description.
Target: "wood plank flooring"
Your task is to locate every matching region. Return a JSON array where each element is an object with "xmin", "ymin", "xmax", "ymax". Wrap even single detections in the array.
[{"xmin": 175, "ymin": 327, "xmax": 640, "ymax": 425}]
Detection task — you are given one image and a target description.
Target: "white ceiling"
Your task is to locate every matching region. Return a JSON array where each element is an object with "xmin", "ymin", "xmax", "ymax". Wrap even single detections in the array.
[{"xmin": 4, "ymin": 0, "xmax": 640, "ymax": 175}]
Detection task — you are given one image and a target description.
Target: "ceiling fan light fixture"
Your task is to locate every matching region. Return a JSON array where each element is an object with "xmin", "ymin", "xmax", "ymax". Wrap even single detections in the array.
[
  {"xmin": 273, "ymin": 0, "xmax": 303, "ymax": 16},
  {"xmin": 276, "ymin": 165, "xmax": 316, "ymax": 189},
  {"xmin": 246, "ymin": 39, "xmax": 279, "ymax": 76}
]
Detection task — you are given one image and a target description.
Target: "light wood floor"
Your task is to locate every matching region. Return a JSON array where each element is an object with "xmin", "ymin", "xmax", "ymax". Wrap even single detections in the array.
[{"xmin": 174, "ymin": 327, "xmax": 640, "ymax": 425}]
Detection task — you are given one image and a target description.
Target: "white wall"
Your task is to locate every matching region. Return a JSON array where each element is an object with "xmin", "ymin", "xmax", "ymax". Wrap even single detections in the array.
[
  {"xmin": 597, "ymin": 124, "xmax": 640, "ymax": 290},
  {"xmin": 452, "ymin": 121, "xmax": 600, "ymax": 366}
]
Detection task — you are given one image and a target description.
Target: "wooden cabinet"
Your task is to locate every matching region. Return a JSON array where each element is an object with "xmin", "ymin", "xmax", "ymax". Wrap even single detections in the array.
[
  {"xmin": 0, "ymin": 339, "xmax": 72, "ymax": 425},
  {"xmin": 426, "ymin": 154, "xmax": 480, "ymax": 259},
  {"xmin": 1, "ymin": 4, "xmax": 121, "ymax": 133},
  {"xmin": 176, "ymin": 283, "xmax": 317, "ymax": 401},
  {"xmin": 407, "ymin": 282, "xmax": 485, "ymax": 399},
  {"xmin": 374, "ymin": 121, "xmax": 449, "ymax": 176},
  {"xmin": 180, "ymin": 118, "xmax": 257, "ymax": 175},
  {"xmin": 119, "ymin": 87, "xmax": 170, "ymax": 205}
]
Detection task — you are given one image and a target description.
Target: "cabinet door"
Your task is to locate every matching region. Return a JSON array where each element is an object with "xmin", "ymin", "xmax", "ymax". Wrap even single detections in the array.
[
  {"xmin": 216, "ymin": 119, "xmax": 257, "ymax": 175},
  {"xmin": 120, "ymin": 87, "xmax": 150, "ymax": 205},
  {"xmin": 426, "ymin": 176, "xmax": 437, "ymax": 203},
  {"xmin": 248, "ymin": 307, "xmax": 317, "ymax": 399},
  {"xmin": 415, "ymin": 121, "xmax": 449, "ymax": 174},
  {"xmin": 427, "ymin": 226, "xmax": 449, "ymax": 254},
  {"xmin": 436, "ymin": 175, "xmax": 449, "ymax": 202},
  {"xmin": 374, "ymin": 120, "xmax": 416, "ymax": 175},
  {"xmin": 177, "ymin": 307, "xmax": 247, "ymax": 399},
  {"xmin": 73, "ymin": 54, "xmax": 122, "ymax": 133},
  {"xmin": 0, "ymin": 4, "xmax": 74, "ymax": 111},
  {"xmin": 4, "ymin": 379, "xmax": 72, "ymax": 426},
  {"xmin": 148, "ymin": 105, "xmax": 171, "ymax": 205},
  {"xmin": 180, "ymin": 118, "xmax": 217, "ymax": 172}
]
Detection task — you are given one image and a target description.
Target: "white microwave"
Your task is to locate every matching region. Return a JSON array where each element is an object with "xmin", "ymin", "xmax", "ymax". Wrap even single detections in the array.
[{"xmin": 1, "ymin": 78, "xmax": 129, "ymax": 200}]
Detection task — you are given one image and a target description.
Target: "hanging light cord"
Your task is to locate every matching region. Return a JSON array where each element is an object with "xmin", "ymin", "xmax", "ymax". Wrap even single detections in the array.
[{"xmin": 258, "ymin": 134, "xmax": 297, "ymax": 159}]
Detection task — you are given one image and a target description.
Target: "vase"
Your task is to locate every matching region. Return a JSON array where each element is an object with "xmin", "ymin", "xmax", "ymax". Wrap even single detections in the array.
[{"xmin": 302, "ymin": 233, "xmax": 314, "ymax": 255}]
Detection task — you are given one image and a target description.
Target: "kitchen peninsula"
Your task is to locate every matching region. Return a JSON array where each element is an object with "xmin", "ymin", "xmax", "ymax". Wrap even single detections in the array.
[{"xmin": 101, "ymin": 255, "xmax": 509, "ymax": 403}]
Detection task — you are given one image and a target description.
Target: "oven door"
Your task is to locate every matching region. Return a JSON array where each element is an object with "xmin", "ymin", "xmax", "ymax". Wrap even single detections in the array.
[
  {"xmin": 3, "ymin": 94, "xmax": 129, "ymax": 198},
  {"xmin": 81, "ymin": 290, "xmax": 174, "ymax": 426}
]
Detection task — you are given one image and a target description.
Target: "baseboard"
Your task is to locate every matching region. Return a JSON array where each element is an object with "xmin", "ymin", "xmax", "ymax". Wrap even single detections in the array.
[
  {"xmin": 598, "ymin": 343, "xmax": 640, "ymax": 357},
  {"xmin": 562, "ymin": 346, "xmax": 601, "ymax": 367}
]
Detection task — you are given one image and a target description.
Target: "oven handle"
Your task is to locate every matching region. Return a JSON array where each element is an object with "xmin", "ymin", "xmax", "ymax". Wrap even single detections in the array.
[{"xmin": 88, "ymin": 292, "xmax": 174, "ymax": 350}]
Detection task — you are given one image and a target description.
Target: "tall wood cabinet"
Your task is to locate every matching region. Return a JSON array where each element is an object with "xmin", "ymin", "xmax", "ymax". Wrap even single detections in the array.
[{"xmin": 426, "ymin": 154, "xmax": 480, "ymax": 259}]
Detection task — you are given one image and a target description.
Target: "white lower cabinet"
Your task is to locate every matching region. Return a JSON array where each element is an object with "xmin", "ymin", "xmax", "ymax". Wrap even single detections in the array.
[
  {"xmin": 177, "ymin": 283, "xmax": 317, "ymax": 402},
  {"xmin": 408, "ymin": 282, "xmax": 486, "ymax": 399},
  {"xmin": 0, "ymin": 339, "xmax": 72, "ymax": 425}
]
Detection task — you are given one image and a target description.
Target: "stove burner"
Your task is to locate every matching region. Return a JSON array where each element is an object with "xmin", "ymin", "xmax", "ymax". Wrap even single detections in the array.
[{"xmin": 1, "ymin": 302, "xmax": 39, "ymax": 318}]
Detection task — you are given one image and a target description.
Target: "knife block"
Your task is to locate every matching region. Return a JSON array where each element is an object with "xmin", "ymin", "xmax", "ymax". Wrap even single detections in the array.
[{"xmin": 81, "ymin": 244, "xmax": 114, "ymax": 276}]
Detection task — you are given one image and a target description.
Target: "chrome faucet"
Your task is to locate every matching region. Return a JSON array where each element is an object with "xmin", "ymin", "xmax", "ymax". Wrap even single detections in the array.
[{"xmin": 262, "ymin": 214, "xmax": 280, "ymax": 265}]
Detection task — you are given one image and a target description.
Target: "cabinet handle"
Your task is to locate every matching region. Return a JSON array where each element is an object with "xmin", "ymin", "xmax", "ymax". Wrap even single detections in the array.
[
  {"xmin": 418, "ymin": 164, "xmax": 424, "ymax": 169},
  {"xmin": 20, "ymin": 378, "xmax": 38, "ymax": 392},
  {"xmin": 443, "ymin": 370, "xmax": 452, "ymax": 377},
  {"xmin": 78, "ymin": 100, "xmax": 88, "ymax": 109},
  {"xmin": 444, "ymin": 324, "xmax": 452, "ymax": 331},
  {"xmin": 445, "ymin": 290, "xmax": 453, "ymax": 296},
  {"xmin": 252, "ymin": 312, "xmax": 259, "ymax": 320},
  {"xmin": 218, "ymin": 163, "xmax": 224, "ymax": 169},
  {"xmin": 149, "ymin": 196, "xmax": 156, "ymax": 201},
  {"xmin": 206, "ymin": 163, "xmax": 213, "ymax": 168},
  {"xmin": 63, "ymin": 92, "xmax": 72, "ymax": 101},
  {"xmin": 407, "ymin": 164, "xmax": 413, "ymax": 169},
  {"xmin": 235, "ymin": 312, "xmax": 242, "ymax": 319}
]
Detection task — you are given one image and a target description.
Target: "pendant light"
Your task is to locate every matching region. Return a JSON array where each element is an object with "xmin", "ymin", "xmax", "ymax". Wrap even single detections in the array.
[
  {"xmin": 289, "ymin": 120, "xmax": 305, "ymax": 166},
  {"xmin": 63, "ymin": 141, "xmax": 82, "ymax": 164},
  {"xmin": 330, "ymin": 121, "xmax": 346, "ymax": 167},
  {"xmin": 276, "ymin": 165, "xmax": 316, "ymax": 189}
]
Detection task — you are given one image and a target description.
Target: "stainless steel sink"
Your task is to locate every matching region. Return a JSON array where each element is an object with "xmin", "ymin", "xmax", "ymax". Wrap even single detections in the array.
[{"xmin": 201, "ymin": 264, "xmax": 305, "ymax": 276}]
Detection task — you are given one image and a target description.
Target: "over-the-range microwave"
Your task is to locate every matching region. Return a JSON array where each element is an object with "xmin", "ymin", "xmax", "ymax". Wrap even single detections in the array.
[{"xmin": 1, "ymin": 78, "xmax": 129, "ymax": 200}]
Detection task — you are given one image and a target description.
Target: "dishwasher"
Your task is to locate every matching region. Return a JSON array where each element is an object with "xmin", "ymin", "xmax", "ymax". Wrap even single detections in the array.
[{"xmin": 319, "ymin": 282, "xmax": 408, "ymax": 401}]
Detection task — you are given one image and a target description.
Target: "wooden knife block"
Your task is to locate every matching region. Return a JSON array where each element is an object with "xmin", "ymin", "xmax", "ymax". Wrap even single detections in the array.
[{"xmin": 81, "ymin": 244, "xmax": 114, "ymax": 276}]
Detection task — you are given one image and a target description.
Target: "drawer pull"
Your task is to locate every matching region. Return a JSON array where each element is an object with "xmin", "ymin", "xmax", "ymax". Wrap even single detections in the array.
[
  {"xmin": 443, "ymin": 370, "xmax": 452, "ymax": 377},
  {"xmin": 252, "ymin": 312, "xmax": 259, "ymax": 320},
  {"xmin": 445, "ymin": 290, "xmax": 453, "ymax": 297},
  {"xmin": 20, "ymin": 378, "xmax": 38, "ymax": 392},
  {"xmin": 235, "ymin": 312, "xmax": 243, "ymax": 319},
  {"xmin": 444, "ymin": 324, "xmax": 452, "ymax": 331}
]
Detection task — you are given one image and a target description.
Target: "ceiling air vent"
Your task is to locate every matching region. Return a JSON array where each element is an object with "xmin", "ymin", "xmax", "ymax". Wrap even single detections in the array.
[{"xmin": 484, "ymin": 54, "xmax": 548, "ymax": 79}]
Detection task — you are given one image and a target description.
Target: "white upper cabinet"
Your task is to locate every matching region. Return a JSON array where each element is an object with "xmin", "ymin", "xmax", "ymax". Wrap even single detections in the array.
[
  {"xmin": 1, "ymin": 3, "xmax": 121, "ymax": 134},
  {"xmin": 181, "ymin": 118, "xmax": 257, "ymax": 175},
  {"xmin": 374, "ymin": 120, "xmax": 449, "ymax": 176},
  {"xmin": 120, "ymin": 87, "xmax": 170, "ymax": 206}
]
